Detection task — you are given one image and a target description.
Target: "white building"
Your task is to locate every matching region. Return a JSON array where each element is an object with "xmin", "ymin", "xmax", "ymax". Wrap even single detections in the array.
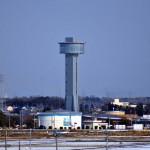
[
  {"xmin": 37, "ymin": 110, "xmax": 82, "ymax": 129},
  {"xmin": 112, "ymin": 98, "xmax": 129, "ymax": 107},
  {"xmin": 6, "ymin": 106, "xmax": 13, "ymax": 111}
]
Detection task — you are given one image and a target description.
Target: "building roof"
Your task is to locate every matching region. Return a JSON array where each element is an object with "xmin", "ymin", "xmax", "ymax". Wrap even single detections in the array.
[
  {"xmin": 37, "ymin": 110, "xmax": 82, "ymax": 116},
  {"xmin": 83, "ymin": 113, "xmax": 122, "ymax": 120}
]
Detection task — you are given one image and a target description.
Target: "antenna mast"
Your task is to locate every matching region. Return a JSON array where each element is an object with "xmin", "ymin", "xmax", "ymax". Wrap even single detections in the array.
[{"xmin": 0, "ymin": 74, "xmax": 4, "ymax": 111}]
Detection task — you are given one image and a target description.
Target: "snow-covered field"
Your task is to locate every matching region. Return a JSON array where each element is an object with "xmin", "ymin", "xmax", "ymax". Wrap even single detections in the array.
[{"xmin": 0, "ymin": 137, "xmax": 150, "ymax": 150}]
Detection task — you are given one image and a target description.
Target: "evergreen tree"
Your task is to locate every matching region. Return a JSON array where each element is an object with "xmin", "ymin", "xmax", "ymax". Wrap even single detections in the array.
[
  {"xmin": 0, "ymin": 110, "xmax": 4, "ymax": 127},
  {"xmin": 136, "ymin": 103, "xmax": 143, "ymax": 116}
]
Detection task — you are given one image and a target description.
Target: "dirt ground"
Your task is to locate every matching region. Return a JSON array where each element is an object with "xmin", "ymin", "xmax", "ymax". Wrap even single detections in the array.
[{"xmin": 1, "ymin": 129, "xmax": 150, "ymax": 142}]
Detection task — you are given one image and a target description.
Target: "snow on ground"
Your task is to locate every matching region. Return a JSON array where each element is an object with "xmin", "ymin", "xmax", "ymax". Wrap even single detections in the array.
[
  {"xmin": 0, "ymin": 138, "xmax": 150, "ymax": 150},
  {"xmin": 2, "ymin": 147, "xmax": 150, "ymax": 150}
]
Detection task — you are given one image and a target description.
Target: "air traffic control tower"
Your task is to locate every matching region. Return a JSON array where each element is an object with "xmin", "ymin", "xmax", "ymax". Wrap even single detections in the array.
[{"xmin": 59, "ymin": 37, "xmax": 84, "ymax": 112}]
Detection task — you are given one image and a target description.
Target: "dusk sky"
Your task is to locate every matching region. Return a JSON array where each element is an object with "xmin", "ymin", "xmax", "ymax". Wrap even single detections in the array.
[{"xmin": 0, "ymin": 0, "xmax": 150, "ymax": 98}]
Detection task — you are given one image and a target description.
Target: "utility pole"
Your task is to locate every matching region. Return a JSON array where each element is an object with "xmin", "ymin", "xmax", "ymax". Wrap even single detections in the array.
[
  {"xmin": 20, "ymin": 111, "xmax": 21, "ymax": 129},
  {"xmin": 33, "ymin": 113, "xmax": 35, "ymax": 130},
  {"xmin": 105, "ymin": 128, "xmax": 108, "ymax": 150},
  {"xmin": 20, "ymin": 109, "xmax": 23, "ymax": 134},
  {"xmin": 29, "ymin": 129, "xmax": 32, "ymax": 150},
  {"xmin": 5, "ymin": 129, "xmax": 7, "ymax": 150},
  {"xmin": 107, "ymin": 104, "xmax": 110, "ymax": 129},
  {"xmin": 54, "ymin": 129, "xmax": 60, "ymax": 150},
  {"xmin": 9, "ymin": 111, "xmax": 10, "ymax": 129},
  {"xmin": 55, "ymin": 134, "xmax": 58, "ymax": 150},
  {"xmin": 18, "ymin": 138, "xmax": 21, "ymax": 150},
  {"xmin": 22, "ymin": 109, "xmax": 23, "ymax": 129},
  {"xmin": 0, "ymin": 74, "xmax": 3, "ymax": 111}
]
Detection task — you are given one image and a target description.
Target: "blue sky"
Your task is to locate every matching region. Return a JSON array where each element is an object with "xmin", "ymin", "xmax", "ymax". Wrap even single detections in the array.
[{"xmin": 0, "ymin": 0, "xmax": 150, "ymax": 98}]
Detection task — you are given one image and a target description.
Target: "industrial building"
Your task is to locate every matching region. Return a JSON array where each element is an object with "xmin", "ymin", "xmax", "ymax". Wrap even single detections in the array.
[
  {"xmin": 83, "ymin": 114, "xmax": 121, "ymax": 129},
  {"xmin": 37, "ymin": 110, "xmax": 82, "ymax": 129}
]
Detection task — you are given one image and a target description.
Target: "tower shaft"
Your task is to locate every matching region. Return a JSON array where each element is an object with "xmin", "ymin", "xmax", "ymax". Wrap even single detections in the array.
[
  {"xmin": 65, "ymin": 54, "xmax": 78, "ymax": 111},
  {"xmin": 59, "ymin": 37, "xmax": 84, "ymax": 112}
]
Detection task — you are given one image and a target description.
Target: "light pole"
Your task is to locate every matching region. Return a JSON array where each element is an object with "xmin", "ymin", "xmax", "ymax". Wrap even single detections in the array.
[
  {"xmin": 29, "ymin": 129, "xmax": 32, "ymax": 150},
  {"xmin": 108, "ymin": 116, "xmax": 110, "ymax": 129},
  {"xmin": 53, "ymin": 129, "xmax": 60, "ymax": 150},
  {"xmin": 8, "ymin": 111, "xmax": 10, "ymax": 129},
  {"xmin": 55, "ymin": 134, "xmax": 58, "ymax": 150},
  {"xmin": 20, "ymin": 109, "xmax": 24, "ymax": 133},
  {"xmin": 18, "ymin": 138, "xmax": 21, "ymax": 150},
  {"xmin": 33, "ymin": 114, "xmax": 36, "ymax": 130},
  {"xmin": 106, "ymin": 128, "xmax": 108, "ymax": 150},
  {"xmin": 0, "ymin": 74, "xmax": 3, "ymax": 111},
  {"xmin": 107, "ymin": 104, "xmax": 110, "ymax": 129},
  {"xmin": 130, "ymin": 110, "xmax": 132, "ymax": 126},
  {"xmin": 22, "ymin": 109, "xmax": 23, "ymax": 129},
  {"xmin": 5, "ymin": 129, "xmax": 7, "ymax": 150},
  {"xmin": 135, "ymin": 111, "xmax": 137, "ymax": 124},
  {"xmin": 19, "ymin": 111, "xmax": 21, "ymax": 129}
]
